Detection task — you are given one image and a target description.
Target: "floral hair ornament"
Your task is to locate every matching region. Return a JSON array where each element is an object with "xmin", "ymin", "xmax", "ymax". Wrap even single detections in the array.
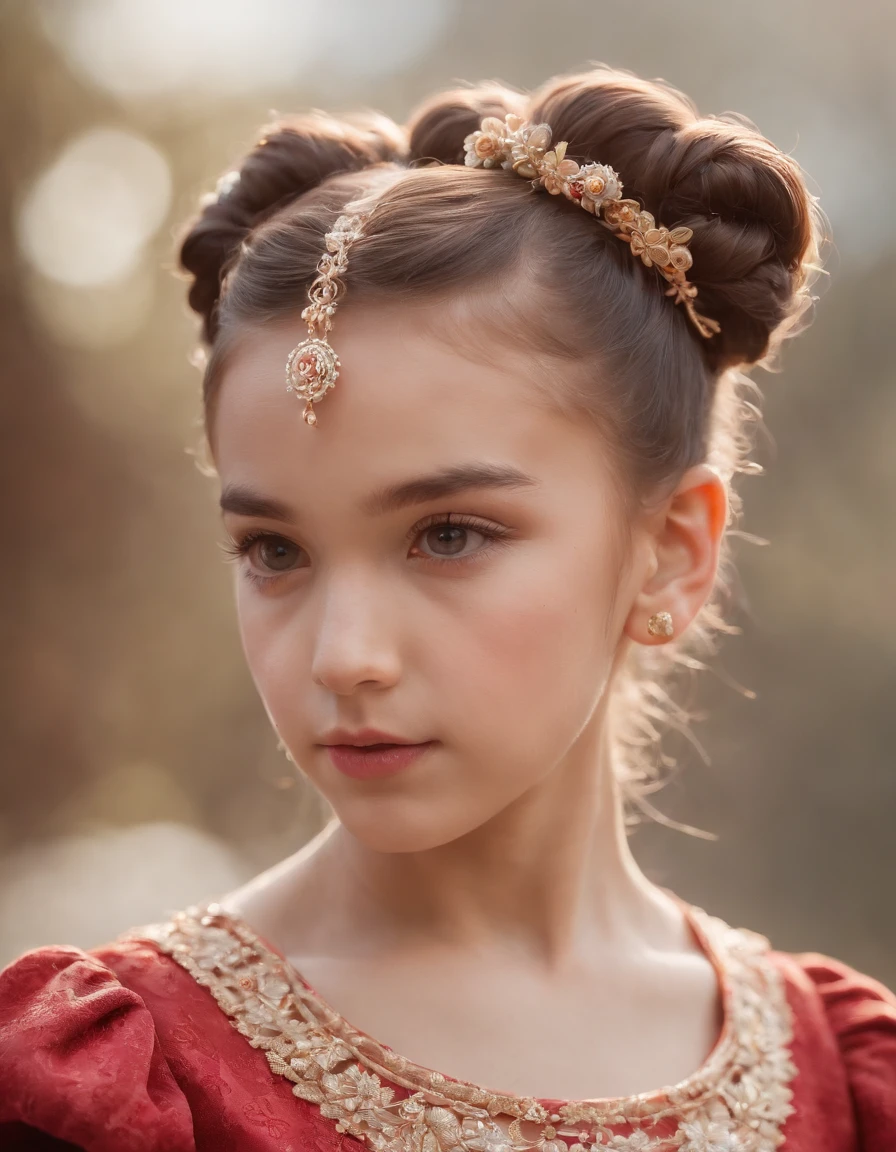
[
  {"xmin": 463, "ymin": 114, "xmax": 722, "ymax": 340},
  {"xmin": 285, "ymin": 195, "xmax": 376, "ymax": 427}
]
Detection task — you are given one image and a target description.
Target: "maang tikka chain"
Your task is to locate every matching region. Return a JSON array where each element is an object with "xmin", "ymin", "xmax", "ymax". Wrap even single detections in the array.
[{"xmin": 285, "ymin": 207, "xmax": 371, "ymax": 427}]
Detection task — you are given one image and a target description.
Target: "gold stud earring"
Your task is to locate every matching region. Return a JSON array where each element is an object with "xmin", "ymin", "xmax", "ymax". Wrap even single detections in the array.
[{"xmin": 647, "ymin": 610, "xmax": 674, "ymax": 638}]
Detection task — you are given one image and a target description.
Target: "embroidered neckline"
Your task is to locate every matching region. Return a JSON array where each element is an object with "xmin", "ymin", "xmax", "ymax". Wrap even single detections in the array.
[{"xmin": 133, "ymin": 902, "xmax": 796, "ymax": 1151}]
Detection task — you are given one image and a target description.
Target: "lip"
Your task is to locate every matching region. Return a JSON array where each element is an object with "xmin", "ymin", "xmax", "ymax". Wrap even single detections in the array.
[
  {"xmin": 324, "ymin": 741, "xmax": 436, "ymax": 780},
  {"xmin": 319, "ymin": 727, "xmax": 420, "ymax": 748}
]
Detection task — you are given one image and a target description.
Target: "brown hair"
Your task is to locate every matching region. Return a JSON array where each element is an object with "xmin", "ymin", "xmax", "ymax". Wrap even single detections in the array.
[{"xmin": 179, "ymin": 66, "xmax": 828, "ymax": 820}]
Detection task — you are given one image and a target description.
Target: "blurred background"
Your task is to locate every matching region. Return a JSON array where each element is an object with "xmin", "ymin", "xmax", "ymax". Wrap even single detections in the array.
[{"xmin": 1, "ymin": 0, "xmax": 893, "ymax": 983}]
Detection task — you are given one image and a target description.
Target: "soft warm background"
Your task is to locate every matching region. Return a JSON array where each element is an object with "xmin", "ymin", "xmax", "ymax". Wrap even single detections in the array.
[{"xmin": 1, "ymin": 1, "xmax": 893, "ymax": 983}]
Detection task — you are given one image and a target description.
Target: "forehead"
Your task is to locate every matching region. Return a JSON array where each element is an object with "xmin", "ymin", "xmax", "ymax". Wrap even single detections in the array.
[{"xmin": 212, "ymin": 304, "xmax": 604, "ymax": 508}]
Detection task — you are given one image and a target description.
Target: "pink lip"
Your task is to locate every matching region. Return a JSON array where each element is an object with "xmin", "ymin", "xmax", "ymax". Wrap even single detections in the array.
[
  {"xmin": 325, "ymin": 741, "xmax": 435, "ymax": 780},
  {"xmin": 320, "ymin": 726, "xmax": 418, "ymax": 747}
]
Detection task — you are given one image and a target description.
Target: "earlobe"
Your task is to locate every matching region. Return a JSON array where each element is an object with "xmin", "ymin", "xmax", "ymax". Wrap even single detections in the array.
[{"xmin": 623, "ymin": 465, "xmax": 728, "ymax": 647}]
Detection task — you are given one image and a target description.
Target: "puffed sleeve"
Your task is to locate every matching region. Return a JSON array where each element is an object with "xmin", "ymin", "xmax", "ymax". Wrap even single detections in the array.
[
  {"xmin": 800, "ymin": 952, "xmax": 896, "ymax": 1150},
  {"xmin": 0, "ymin": 945, "xmax": 196, "ymax": 1152}
]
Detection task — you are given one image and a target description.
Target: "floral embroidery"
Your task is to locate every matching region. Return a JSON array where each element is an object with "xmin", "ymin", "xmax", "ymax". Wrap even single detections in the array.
[{"xmin": 132, "ymin": 904, "xmax": 796, "ymax": 1152}]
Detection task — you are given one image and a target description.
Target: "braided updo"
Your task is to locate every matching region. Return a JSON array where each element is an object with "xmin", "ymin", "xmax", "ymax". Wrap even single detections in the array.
[{"xmin": 178, "ymin": 66, "xmax": 828, "ymax": 811}]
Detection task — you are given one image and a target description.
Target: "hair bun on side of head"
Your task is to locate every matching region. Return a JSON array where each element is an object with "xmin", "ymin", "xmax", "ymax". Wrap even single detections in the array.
[
  {"xmin": 526, "ymin": 66, "xmax": 829, "ymax": 373},
  {"xmin": 180, "ymin": 110, "xmax": 408, "ymax": 342},
  {"xmin": 406, "ymin": 81, "xmax": 529, "ymax": 167}
]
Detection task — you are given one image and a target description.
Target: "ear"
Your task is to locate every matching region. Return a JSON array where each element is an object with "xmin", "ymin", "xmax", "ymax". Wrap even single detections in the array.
[{"xmin": 623, "ymin": 464, "xmax": 728, "ymax": 646}]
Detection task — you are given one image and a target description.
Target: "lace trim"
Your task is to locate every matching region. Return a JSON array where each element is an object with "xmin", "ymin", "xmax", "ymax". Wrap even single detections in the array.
[{"xmin": 132, "ymin": 904, "xmax": 796, "ymax": 1152}]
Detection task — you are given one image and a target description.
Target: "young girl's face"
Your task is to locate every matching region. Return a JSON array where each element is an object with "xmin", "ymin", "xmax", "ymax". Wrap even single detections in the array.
[{"xmin": 214, "ymin": 304, "xmax": 648, "ymax": 853}]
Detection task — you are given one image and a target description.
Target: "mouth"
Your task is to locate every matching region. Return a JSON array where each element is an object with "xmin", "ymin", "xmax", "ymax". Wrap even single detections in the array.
[{"xmin": 324, "ymin": 741, "xmax": 436, "ymax": 780}]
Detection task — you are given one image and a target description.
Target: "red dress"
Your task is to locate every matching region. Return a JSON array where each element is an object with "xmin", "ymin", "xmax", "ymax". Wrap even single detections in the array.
[{"xmin": 0, "ymin": 901, "xmax": 894, "ymax": 1152}]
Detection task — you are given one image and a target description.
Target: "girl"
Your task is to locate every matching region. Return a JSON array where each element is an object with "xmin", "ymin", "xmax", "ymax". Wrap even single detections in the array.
[{"xmin": 1, "ymin": 66, "xmax": 893, "ymax": 1152}]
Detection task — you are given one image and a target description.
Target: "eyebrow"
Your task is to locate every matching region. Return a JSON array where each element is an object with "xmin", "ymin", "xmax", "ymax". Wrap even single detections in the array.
[{"xmin": 219, "ymin": 463, "xmax": 539, "ymax": 522}]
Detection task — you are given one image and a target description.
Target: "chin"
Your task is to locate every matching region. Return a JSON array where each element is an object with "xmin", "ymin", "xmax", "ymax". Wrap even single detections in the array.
[{"xmin": 329, "ymin": 797, "xmax": 489, "ymax": 855}]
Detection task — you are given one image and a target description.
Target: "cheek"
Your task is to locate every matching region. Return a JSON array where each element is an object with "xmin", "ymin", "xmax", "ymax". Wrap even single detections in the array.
[
  {"xmin": 234, "ymin": 589, "xmax": 302, "ymax": 714},
  {"xmin": 443, "ymin": 545, "xmax": 621, "ymax": 733}
]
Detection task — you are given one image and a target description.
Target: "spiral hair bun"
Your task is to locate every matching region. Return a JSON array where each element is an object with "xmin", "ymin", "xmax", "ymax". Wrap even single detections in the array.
[
  {"xmin": 403, "ymin": 68, "xmax": 827, "ymax": 371},
  {"xmin": 179, "ymin": 110, "xmax": 407, "ymax": 342}
]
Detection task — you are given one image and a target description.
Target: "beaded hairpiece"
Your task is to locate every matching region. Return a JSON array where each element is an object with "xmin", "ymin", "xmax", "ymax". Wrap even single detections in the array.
[
  {"xmin": 285, "ymin": 114, "xmax": 721, "ymax": 427},
  {"xmin": 463, "ymin": 113, "xmax": 721, "ymax": 341},
  {"xmin": 285, "ymin": 206, "xmax": 371, "ymax": 427}
]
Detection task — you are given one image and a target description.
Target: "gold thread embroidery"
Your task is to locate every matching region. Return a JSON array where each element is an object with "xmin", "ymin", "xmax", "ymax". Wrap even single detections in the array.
[{"xmin": 131, "ymin": 905, "xmax": 796, "ymax": 1152}]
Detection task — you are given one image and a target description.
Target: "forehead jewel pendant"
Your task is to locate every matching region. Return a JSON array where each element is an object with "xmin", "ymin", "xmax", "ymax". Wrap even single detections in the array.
[{"xmin": 285, "ymin": 209, "xmax": 370, "ymax": 427}]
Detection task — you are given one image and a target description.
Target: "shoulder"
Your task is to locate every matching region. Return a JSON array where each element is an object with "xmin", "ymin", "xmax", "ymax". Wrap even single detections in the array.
[
  {"xmin": 0, "ymin": 939, "xmax": 196, "ymax": 1152},
  {"xmin": 771, "ymin": 946, "xmax": 896, "ymax": 1147},
  {"xmin": 771, "ymin": 946, "xmax": 896, "ymax": 1053}
]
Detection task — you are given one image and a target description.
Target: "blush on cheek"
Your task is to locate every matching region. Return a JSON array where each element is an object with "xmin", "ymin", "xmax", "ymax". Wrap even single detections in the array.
[
  {"xmin": 462, "ymin": 581, "xmax": 614, "ymax": 718},
  {"xmin": 480, "ymin": 554, "xmax": 615, "ymax": 661}
]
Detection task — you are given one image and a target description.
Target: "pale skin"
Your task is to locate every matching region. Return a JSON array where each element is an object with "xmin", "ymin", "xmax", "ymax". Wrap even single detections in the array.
[{"xmin": 213, "ymin": 301, "xmax": 729, "ymax": 1105}]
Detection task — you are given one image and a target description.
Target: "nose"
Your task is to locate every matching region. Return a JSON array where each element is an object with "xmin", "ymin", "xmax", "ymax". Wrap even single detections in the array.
[{"xmin": 309, "ymin": 571, "xmax": 402, "ymax": 695}]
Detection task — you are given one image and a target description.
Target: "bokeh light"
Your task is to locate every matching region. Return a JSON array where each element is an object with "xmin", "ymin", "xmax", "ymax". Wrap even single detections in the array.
[
  {"xmin": 39, "ymin": 0, "xmax": 455, "ymax": 99},
  {"xmin": 16, "ymin": 127, "xmax": 172, "ymax": 288}
]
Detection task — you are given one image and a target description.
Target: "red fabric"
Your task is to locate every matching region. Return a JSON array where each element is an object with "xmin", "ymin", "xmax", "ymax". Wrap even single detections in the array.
[
  {"xmin": 0, "ymin": 937, "xmax": 893, "ymax": 1151},
  {"xmin": 774, "ymin": 951, "xmax": 896, "ymax": 1150}
]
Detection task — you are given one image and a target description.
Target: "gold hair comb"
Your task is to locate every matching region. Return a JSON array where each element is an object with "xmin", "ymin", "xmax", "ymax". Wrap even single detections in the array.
[{"xmin": 463, "ymin": 113, "xmax": 721, "ymax": 340}]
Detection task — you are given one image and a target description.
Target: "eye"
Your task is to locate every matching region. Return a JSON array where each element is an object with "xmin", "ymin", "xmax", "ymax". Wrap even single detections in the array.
[
  {"xmin": 221, "ymin": 531, "xmax": 304, "ymax": 579},
  {"xmin": 419, "ymin": 523, "xmax": 481, "ymax": 559},
  {"xmin": 409, "ymin": 514, "xmax": 512, "ymax": 565},
  {"xmin": 255, "ymin": 536, "xmax": 302, "ymax": 572}
]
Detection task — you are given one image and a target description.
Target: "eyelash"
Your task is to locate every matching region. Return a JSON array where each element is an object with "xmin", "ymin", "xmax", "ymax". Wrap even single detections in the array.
[{"xmin": 220, "ymin": 513, "xmax": 514, "ymax": 589}]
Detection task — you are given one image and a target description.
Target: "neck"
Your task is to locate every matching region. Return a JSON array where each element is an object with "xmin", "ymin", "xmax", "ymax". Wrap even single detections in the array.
[{"xmin": 262, "ymin": 707, "xmax": 688, "ymax": 969}]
